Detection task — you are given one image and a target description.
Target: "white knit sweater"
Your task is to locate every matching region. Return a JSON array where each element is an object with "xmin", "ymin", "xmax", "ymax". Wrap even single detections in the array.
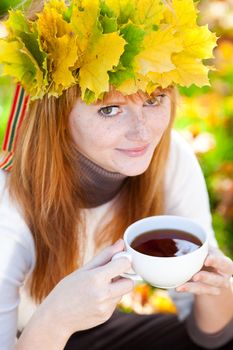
[{"xmin": 0, "ymin": 131, "xmax": 218, "ymax": 349}]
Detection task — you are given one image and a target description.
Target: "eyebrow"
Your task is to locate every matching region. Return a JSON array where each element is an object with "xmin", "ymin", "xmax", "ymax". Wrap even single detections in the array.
[
  {"xmin": 95, "ymin": 91, "xmax": 166, "ymax": 107},
  {"xmin": 102, "ymin": 100, "xmax": 127, "ymax": 105},
  {"xmin": 95, "ymin": 99, "xmax": 128, "ymax": 106}
]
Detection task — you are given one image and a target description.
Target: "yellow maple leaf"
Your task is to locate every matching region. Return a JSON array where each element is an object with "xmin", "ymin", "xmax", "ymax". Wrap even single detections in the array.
[
  {"xmin": 148, "ymin": 70, "xmax": 176, "ymax": 88},
  {"xmin": 117, "ymin": 73, "xmax": 149, "ymax": 95},
  {"xmin": 71, "ymin": 0, "xmax": 99, "ymax": 56},
  {"xmin": 179, "ymin": 25, "xmax": 217, "ymax": 59},
  {"xmin": 79, "ymin": 32, "xmax": 126, "ymax": 99},
  {"xmin": 171, "ymin": 0, "xmax": 198, "ymax": 27},
  {"xmin": 46, "ymin": 0, "xmax": 67, "ymax": 14},
  {"xmin": 145, "ymin": 80, "xmax": 160, "ymax": 95},
  {"xmin": 37, "ymin": 5, "xmax": 79, "ymax": 94},
  {"xmin": 132, "ymin": 0, "xmax": 164, "ymax": 27},
  {"xmin": 135, "ymin": 26, "xmax": 182, "ymax": 75},
  {"xmin": 0, "ymin": 39, "xmax": 44, "ymax": 97},
  {"xmin": 50, "ymin": 34, "xmax": 78, "ymax": 93},
  {"xmin": 4, "ymin": 10, "xmax": 30, "ymax": 37},
  {"xmin": 173, "ymin": 53, "xmax": 210, "ymax": 87},
  {"xmin": 149, "ymin": 53, "xmax": 210, "ymax": 88},
  {"xmin": 104, "ymin": 0, "xmax": 134, "ymax": 18},
  {"xmin": 37, "ymin": 9, "xmax": 64, "ymax": 50}
]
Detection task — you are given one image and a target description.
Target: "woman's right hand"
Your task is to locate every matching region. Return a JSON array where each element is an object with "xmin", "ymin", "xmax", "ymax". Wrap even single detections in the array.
[{"xmin": 40, "ymin": 239, "xmax": 134, "ymax": 335}]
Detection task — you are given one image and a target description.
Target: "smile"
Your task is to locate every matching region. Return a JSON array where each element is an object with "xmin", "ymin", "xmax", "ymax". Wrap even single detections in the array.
[{"xmin": 116, "ymin": 144, "xmax": 150, "ymax": 157}]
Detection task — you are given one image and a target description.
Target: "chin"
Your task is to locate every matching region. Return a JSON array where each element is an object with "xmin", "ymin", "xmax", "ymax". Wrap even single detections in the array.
[
  {"xmin": 112, "ymin": 152, "xmax": 154, "ymax": 176},
  {"xmin": 119, "ymin": 162, "xmax": 151, "ymax": 177},
  {"xmin": 126, "ymin": 168, "xmax": 149, "ymax": 177}
]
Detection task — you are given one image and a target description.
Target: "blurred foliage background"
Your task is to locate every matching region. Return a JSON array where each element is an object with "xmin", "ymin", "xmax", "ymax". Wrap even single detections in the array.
[{"xmin": 0, "ymin": 0, "xmax": 233, "ymax": 314}]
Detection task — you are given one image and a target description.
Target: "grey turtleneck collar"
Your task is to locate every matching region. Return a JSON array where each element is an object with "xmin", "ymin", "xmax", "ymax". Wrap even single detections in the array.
[{"xmin": 77, "ymin": 151, "xmax": 128, "ymax": 208}]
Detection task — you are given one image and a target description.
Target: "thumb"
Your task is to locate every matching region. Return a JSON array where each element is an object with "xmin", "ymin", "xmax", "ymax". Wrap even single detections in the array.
[{"xmin": 81, "ymin": 239, "xmax": 125, "ymax": 272}]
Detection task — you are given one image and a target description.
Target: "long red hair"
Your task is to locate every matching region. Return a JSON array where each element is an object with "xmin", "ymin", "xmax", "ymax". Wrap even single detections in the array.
[
  {"xmin": 4, "ymin": 0, "xmax": 177, "ymax": 303},
  {"xmin": 6, "ymin": 85, "xmax": 177, "ymax": 303}
]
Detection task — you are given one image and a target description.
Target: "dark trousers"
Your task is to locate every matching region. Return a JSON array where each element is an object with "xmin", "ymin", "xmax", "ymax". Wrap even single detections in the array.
[{"xmin": 64, "ymin": 310, "xmax": 233, "ymax": 350}]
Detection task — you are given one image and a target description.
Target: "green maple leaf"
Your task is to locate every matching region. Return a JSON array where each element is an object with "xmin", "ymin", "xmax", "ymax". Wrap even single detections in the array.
[
  {"xmin": 6, "ymin": 10, "xmax": 47, "ymax": 76},
  {"xmin": 120, "ymin": 22, "xmax": 145, "ymax": 67},
  {"xmin": 100, "ymin": 15, "xmax": 118, "ymax": 33},
  {"xmin": 109, "ymin": 22, "xmax": 145, "ymax": 88}
]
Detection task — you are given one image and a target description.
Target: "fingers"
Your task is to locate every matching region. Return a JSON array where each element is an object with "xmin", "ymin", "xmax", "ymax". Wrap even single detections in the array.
[
  {"xmin": 97, "ymin": 256, "xmax": 132, "ymax": 281},
  {"xmin": 192, "ymin": 271, "xmax": 229, "ymax": 288},
  {"xmin": 175, "ymin": 251, "xmax": 233, "ymax": 295},
  {"xmin": 204, "ymin": 254, "xmax": 233, "ymax": 276},
  {"xmin": 176, "ymin": 282, "xmax": 221, "ymax": 295},
  {"xmin": 109, "ymin": 277, "xmax": 135, "ymax": 299},
  {"xmin": 81, "ymin": 239, "xmax": 125, "ymax": 272}
]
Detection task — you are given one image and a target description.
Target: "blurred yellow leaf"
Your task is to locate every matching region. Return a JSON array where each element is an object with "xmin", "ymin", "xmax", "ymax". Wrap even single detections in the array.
[
  {"xmin": 215, "ymin": 40, "xmax": 233, "ymax": 73},
  {"xmin": 150, "ymin": 291, "xmax": 177, "ymax": 314}
]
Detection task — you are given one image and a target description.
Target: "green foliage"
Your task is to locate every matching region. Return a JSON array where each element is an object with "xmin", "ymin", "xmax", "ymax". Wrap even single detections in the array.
[
  {"xmin": 175, "ymin": 40, "xmax": 233, "ymax": 259},
  {"xmin": 0, "ymin": 76, "xmax": 14, "ymax": 146},
  {"xmin": 0, "ymin": 0, "xmax": 31, "ymax": 18}
]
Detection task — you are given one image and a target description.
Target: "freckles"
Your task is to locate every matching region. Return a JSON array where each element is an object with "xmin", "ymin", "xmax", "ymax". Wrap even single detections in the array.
[
  {"xmin": 149, "ymin": 120, "xmax": 169, "ymax": 138},
  {"xmin": 151, "ymin": 112, "xmax": 170, "ymax": 130},
  {"xmin": 105, "ymin": 118, "xmax": 124, "ymax": 132},
  {"xmin": 158, "ymin": 109, "xmax": 171, "ymax": 126},
  {"xmin": 69, "ymin": 113, "xmax": 78, "ymax": 129}
]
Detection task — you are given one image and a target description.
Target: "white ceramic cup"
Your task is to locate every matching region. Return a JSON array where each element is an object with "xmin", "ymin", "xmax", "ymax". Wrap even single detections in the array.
[{"xmin": 112, "ymin": 215, "xmax": 209, "ymax": 289}]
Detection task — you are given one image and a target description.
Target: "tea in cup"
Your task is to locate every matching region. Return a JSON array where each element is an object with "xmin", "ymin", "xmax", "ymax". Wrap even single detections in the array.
[{"xmin": 112, "ymin": 215, "xmax": 209, "ymax": 288}]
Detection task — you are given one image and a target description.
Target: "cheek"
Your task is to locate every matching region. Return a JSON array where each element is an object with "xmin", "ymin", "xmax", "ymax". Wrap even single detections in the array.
[
  {"xmin": 69, "ymin": 115, "xmax": 97, "ymax": 150},
  {"xmin": 94, "ymin": 119, "xmax": 125, "ymax": 147},
  {"xmin": 149, "ymin": 108, "xmax": 171, "ymax": 134},
  {"xmin": 82, "ymin": 122, "xmax": 123, "ymax": 151}
]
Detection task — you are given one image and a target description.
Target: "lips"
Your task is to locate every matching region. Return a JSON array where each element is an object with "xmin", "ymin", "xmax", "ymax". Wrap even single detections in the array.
[
  {"xmin": 117, "ymin": 144, "xmax": 150, "ymax": 152},
  {"xmin": 116, "ymin": 144, "xmax": 150, "ymax": 157}
]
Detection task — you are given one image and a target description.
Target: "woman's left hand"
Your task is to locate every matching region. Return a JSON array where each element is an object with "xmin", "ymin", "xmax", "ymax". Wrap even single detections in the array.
[{"xmin": 176, "ymin": 246, "xmax": 233, "ymax": 295}]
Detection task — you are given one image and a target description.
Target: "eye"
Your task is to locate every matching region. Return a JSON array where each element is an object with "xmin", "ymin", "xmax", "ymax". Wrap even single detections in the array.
[
  {"xmin": 144, "ymin": 94, "xmax": 166, "ymax": 107},
  {"xmin": 98, "ymin": 105, "xmax": 120, "ymax": 118}
]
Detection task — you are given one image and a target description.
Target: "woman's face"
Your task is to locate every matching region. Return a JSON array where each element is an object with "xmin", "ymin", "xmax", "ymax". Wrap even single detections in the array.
[{"xmin": 69, "ymin": 89, "xmax": 171, "ymax": 176}]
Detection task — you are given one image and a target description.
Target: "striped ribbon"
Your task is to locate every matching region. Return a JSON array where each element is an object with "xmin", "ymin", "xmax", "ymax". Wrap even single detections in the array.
[{"xmin": 0, "ymin": 84, "xmax": 29, "ymax": 171}]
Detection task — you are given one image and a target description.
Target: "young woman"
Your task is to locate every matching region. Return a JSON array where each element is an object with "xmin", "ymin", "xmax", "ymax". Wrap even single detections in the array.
[{"xmin": 0, "ymin": 1, "xmax": 232, "ymax": 349}]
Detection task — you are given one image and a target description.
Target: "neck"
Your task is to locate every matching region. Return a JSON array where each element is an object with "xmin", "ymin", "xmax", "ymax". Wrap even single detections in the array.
[{"xmin": 76, "ymin": 151, "xmax": 128, "ymax": 208}]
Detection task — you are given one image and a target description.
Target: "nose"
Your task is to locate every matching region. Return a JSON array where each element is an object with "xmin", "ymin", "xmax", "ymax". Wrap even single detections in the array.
[{"xmin": 125, "ymin": 110, "xmax": 151, "ymax": 142}]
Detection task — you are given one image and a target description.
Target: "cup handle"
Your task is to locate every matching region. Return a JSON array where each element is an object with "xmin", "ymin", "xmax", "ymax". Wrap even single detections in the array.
[{"xmin": 111, "ymin": 251, "xmax": 143, "ymax": 282}]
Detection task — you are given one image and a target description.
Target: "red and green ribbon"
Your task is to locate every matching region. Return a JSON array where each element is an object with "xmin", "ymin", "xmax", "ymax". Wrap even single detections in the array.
[{"xmin": 0, "ymin": 84, "xmax": 29, "ymax": 171}]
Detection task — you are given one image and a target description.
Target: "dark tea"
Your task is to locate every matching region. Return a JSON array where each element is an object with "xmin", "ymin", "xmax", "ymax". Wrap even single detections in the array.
[{"xmin": 131, "ymin": 229, "xmax": 202, "ymax": 257}]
